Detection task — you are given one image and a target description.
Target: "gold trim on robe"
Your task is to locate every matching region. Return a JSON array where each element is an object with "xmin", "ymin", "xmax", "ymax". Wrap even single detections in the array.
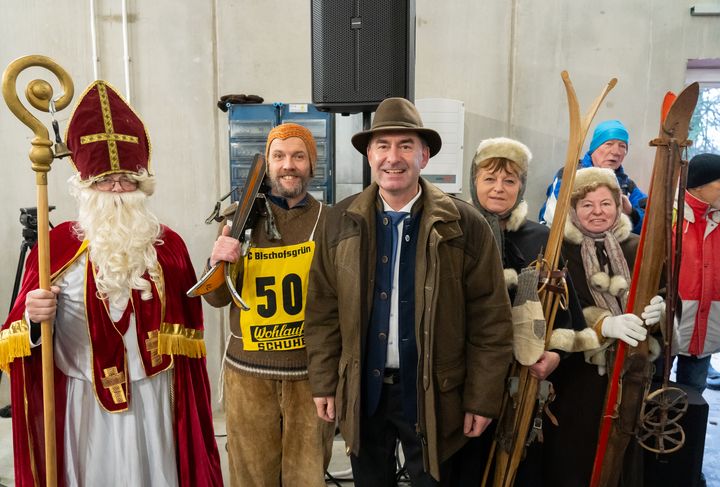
[
  {"xmin": 0, "ymin": 320, "xmax": 31, "ymax": 372},
  {"xmin": 158, "ymin": 323, "xmax": 206, "ymax": 358}
]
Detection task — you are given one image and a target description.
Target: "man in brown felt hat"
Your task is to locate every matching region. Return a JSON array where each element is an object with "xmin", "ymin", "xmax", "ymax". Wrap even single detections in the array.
[{"xmin": 305, "ymin": 97, "xmax": 514, "ymax": 485}]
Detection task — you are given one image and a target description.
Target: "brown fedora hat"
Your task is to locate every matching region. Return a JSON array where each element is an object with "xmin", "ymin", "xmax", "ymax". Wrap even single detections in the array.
[{"xmin": 351, "ymin": 97, "xmax": 442, "ymax": 157}]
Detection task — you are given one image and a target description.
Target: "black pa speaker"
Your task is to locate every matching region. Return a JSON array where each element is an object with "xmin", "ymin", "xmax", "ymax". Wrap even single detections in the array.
[{"xmin": 311, "ymin": 0, "xmax": 415, "ymax": 114}]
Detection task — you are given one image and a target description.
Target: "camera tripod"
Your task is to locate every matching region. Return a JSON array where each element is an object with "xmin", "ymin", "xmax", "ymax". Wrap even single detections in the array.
[{"xmin": 0, "ymin": 206, "xmax": 55, "ymax": 419}]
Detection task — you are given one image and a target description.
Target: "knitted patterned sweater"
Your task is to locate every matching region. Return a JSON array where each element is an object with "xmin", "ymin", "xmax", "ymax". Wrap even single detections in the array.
[{"xmin": 203, "ymin": 194, "xmax": 324, "ymax": 380}]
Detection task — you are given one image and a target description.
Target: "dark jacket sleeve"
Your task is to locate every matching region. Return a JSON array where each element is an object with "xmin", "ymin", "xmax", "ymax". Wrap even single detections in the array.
[
  {"xmin": 538, "ymin": 167, "xmax": 565, "ymax": 224},
  {"xmin": 627, "ymin": 183, "xmax": 647, "ymax": 234},
  {"xmin": 555, "ymin": 255, "xmax": 588, "ymax": 333},
  {"xmin": 547, "ymin": 263, "xmax": 588, "ymax": 358},
  {"xmin": 304, "ymin": 209, "xmax": 343, "ymax": 398},
  {"xmin": 461, "ymin": 208, "xmax": 514, "ymax": 417}
]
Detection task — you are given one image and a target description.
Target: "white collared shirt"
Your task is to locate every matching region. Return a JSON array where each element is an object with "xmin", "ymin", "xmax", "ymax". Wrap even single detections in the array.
[{"xmin": 380, "ymin": 187, "xmax": 423, "ymax": 369}]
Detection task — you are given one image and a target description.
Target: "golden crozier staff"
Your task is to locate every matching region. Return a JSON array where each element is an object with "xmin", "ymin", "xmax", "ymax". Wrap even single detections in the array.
[{"xmin": 2, "ymin": 54, "xmax": 74, "ymax": 487}]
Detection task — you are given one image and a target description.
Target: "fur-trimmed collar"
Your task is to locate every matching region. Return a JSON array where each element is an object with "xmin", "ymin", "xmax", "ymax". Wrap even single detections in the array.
[
  {"xmin": 504, "ymin": 201, "xmax": 528, "ymax": 232},
  {"xmin": 564, "ymin": 212, "xmax": 632, "ymax": 245}
]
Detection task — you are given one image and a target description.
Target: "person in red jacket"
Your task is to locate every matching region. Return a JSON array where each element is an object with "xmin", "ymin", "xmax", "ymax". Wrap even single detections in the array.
[
  {"xmin": 1, "ymin": 81, "xmax": 223, "ymax": 486},
  {"xmin": 675, "ymin": 152, "xmax": 720, "ymax": 393}
]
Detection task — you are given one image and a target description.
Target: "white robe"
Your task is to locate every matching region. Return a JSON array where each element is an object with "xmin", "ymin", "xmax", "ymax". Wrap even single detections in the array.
[{"xmin": 51, "ymin": 255, "xmax": 179, "ymax": 487}]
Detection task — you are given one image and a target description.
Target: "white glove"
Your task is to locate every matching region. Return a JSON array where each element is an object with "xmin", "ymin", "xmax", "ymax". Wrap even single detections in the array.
[
  {"xmin": 641, "ymin": 295, "xmax": 665, "ymax": 326},
  {"xmin": 601, "ymin": 313, "xmax": 647, "ymax": 347}
]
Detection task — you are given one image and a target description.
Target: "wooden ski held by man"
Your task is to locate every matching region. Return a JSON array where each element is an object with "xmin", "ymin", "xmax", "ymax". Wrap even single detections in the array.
[
  {"xmin": 187, "ymin": 152, "xmax": 266, "ymax": 310},
  {"xmin": 483, "ymin": 71, "xmax": 616, "ymax": 487},
  {"xmin": 590, "ymin": 82, "xmax": 699, "ymax": 487}
]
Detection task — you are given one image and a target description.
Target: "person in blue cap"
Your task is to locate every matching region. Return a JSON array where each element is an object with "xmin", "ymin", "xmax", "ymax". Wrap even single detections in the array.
[{"xmin": 538, "ymin": 120, "xmax": 647, "ymax": 234}]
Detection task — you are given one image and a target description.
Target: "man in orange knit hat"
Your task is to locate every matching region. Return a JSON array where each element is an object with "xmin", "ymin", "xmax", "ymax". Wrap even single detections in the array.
[
  {"xmin": 1, "ymin": 81, "xmax": 222, "ymax": 486},
  {"xmin": 204, "ymin": 123, "xmax": 334, "ymax": 486}
]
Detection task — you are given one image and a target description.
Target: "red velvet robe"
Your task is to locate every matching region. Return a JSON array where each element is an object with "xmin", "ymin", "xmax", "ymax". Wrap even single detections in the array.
[{"xmin": 1, "ymin": 221, "xmax": 223, "ymax": 486}]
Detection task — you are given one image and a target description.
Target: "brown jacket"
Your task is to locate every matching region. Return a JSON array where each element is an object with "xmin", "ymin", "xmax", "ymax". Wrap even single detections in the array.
[{"xmin": 304, "ymin": 179, "xmax": 513, "ymax": 479}]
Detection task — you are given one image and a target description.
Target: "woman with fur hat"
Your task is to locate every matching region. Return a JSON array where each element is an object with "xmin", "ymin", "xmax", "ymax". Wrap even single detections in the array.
[
  {"xmin": 542, "ymin": 166, "xmax": 664, "ymax": 486},
  {"xmin": 469, "ymin": 137, "xmax": 586, "ymax": 374},
  {"xmin": 457, "ymin": 137, "xmax": 586, "ymax": 486}
]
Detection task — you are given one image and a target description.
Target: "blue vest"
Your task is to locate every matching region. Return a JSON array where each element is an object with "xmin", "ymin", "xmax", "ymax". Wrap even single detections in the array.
[{"xmin": 363, "ymin": 209, "xmax": 420, "ymax": 422}]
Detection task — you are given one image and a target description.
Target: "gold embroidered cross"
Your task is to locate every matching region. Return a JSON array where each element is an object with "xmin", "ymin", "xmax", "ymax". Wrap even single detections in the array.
[
  {"xmin": 101, "ymin": 366, "xmax": 127, "ymax": 404},
  {"xmin": 146, "ymin": 330, "xmax": 162, "ymax": 367},
  {"xmin": 79, "ymin": 82, "xmax": 139, "ymax": 170}
]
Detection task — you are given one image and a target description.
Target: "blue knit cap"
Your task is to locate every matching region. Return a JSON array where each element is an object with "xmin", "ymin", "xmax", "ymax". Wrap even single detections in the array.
[{"xmin": 588, "ymin": 120, "xmax": 629, "ymax": 154}]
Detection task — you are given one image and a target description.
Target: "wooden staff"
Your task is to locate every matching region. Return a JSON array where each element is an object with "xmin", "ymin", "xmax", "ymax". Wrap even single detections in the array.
[
  {"xmin": 2, "ymin": 54, "xmax": 74, "ymax": 487},
  {"xmin": 484, "ymin": 71, "xmax": 616, "ymax": 487}
]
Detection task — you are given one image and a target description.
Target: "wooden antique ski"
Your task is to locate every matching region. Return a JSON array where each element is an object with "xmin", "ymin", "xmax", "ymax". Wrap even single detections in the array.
[
  {"xmin": 483, "ymin": 71, "xmax": 616, "ymax": 487},
  {"xmin": 187, "ymin": 153, "xmax": 266, "ymax": 310},
  {"xmin": 589, "ymin": 82, "xmax": 699, "ymax": 487}
]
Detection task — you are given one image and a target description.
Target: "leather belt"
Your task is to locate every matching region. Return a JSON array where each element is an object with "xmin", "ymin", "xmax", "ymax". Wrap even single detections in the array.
[{"xmin": 383, "ymin": 368, "xmax": 400, "ymax": 385}]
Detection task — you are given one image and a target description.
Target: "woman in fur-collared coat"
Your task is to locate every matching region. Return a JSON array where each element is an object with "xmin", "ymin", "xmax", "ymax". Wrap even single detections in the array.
[
  {"xmin": 543, "ymin": 167, "xmax": 664, "ymax": 486},
  {"xmin": 454, "ymin": 137, "xmax": 586, "ymax": 486}
]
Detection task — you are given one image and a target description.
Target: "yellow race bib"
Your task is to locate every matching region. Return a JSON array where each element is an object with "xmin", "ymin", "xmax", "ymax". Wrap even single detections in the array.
[{"xmin": 239, "ymin": 241, "xmax": 315, "ymax": 351}]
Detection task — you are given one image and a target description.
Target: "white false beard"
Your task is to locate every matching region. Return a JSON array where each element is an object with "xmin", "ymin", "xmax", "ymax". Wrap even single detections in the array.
[{"xmin": 71, "ymin": 186, "xmax": 162, "ymax": 309}]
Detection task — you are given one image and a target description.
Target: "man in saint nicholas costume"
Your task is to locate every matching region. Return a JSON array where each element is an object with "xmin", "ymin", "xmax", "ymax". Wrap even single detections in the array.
[{"xmin": 0, "ymin": 80, "xmax": 223, "ymax": 486}]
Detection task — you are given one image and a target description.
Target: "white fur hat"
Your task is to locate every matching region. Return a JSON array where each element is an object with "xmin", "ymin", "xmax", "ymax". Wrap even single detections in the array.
[
  {"xmin": 473, "ymin": 137, "xmax": 532, "ymax": 174},
  {"xmin": 572, "ymin": 167, "xmax": 620, "ymax": 202}
]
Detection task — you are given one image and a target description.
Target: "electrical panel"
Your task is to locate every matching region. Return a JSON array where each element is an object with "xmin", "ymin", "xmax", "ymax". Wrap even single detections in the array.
[{"xmin": 227, "ymin": 103, "xmax": 335, "ymax": 203}]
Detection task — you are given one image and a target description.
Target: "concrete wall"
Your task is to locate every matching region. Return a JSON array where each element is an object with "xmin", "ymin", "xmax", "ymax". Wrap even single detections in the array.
[
  {"xmin": 1, "ymin": 0, "xmax": 719, "ymax": 407},
  {"xmin": 416, "ymin": 0, "xmax": 720, "ymax": 216}
]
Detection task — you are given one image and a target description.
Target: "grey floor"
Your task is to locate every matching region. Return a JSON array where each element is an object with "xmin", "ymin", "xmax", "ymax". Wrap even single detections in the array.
[
  {"xmin": 1, "ymin": 357, "xmax": 719, "ymax": 487},
  {"xmin": 0, "ymin": 375, "xmax": 354, "ymax": 487}
]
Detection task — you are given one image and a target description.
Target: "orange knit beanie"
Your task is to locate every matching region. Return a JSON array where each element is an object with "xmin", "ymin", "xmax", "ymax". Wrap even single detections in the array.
[{"xmin": 265, "ymin": 123, "xmax": 317, "ymax": 174}]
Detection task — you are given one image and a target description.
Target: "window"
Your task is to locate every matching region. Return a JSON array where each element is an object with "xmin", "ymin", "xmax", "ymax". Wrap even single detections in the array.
[{"xmin": 686, "ymin": 59, "xmax": 720, "ymax": 157}]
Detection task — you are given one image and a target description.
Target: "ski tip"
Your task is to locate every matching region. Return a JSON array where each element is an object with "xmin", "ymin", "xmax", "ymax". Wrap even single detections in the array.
[
  {"xmin": 683, "ymin": 82, "xmax": 700, "ymax": 102},
  {"xmin": 661, "ymin": 92, "xmax": 676, "ymax": 123}
]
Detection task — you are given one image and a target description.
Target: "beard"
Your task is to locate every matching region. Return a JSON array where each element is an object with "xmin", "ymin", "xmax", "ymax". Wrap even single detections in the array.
[
  {"xmin": 70, "ymin": 183, "xmax": 162, "ymax": 309},
  {"xmin": 268, "ymin": 168, "xmax": 311, "ymax": 201}
]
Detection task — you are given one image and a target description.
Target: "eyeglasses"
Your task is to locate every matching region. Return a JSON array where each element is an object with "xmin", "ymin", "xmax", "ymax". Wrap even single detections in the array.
[{"xmin": 94, "ymin": 175, "xmax": 138, "ymax": 191}]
